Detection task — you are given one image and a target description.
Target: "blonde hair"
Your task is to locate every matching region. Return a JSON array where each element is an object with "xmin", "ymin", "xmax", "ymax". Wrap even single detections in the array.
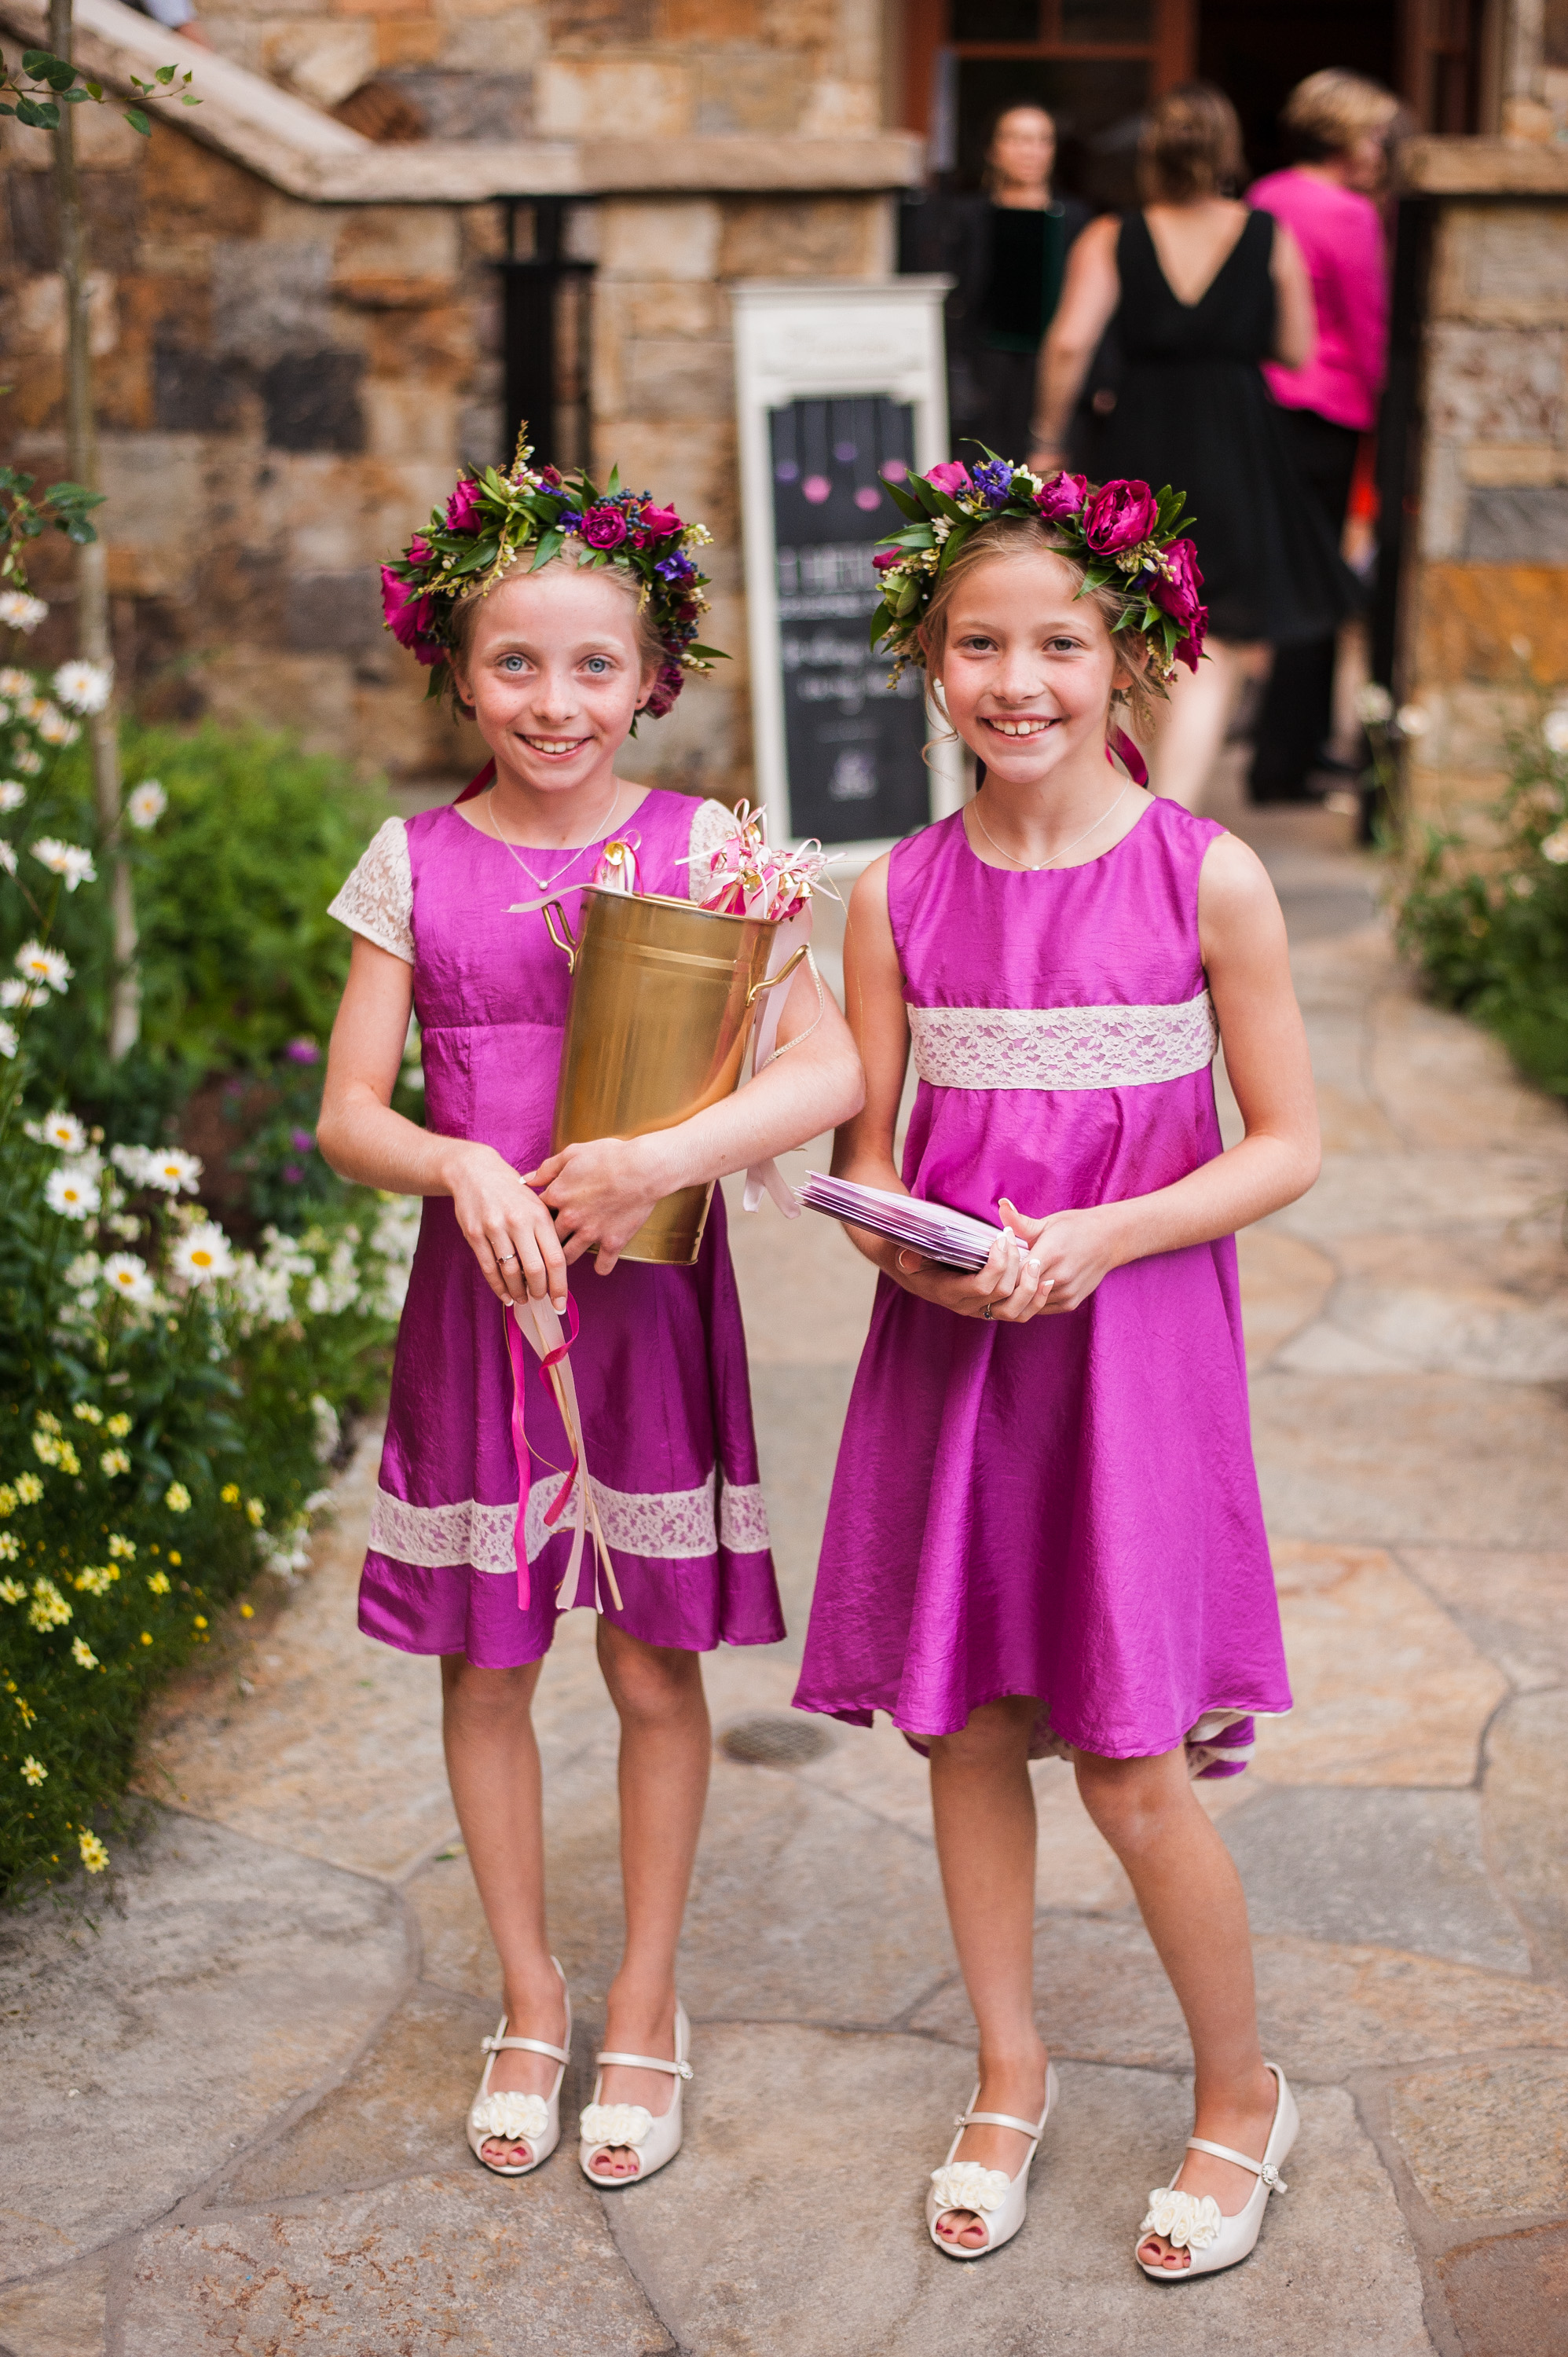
[
  {"xmin": 446, "ymin": 545, "xmax": 663, "ymax": 715},
  {"xmin": 1137, "ymin": 82, "xmax": 1244, "ymax": 204},
  {"xmin": 1281, "ymin": 68, "xmax": 1399, "ymax": 163},
  {"xmin": 914, "ymin": 513, "xmax": 1165, "ymax": 741}
]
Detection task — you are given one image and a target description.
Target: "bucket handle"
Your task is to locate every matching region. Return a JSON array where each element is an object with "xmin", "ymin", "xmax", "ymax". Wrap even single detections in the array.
[
  {"xmin": 746, "ymin": 942, "xmax": 810, "ymax": 1008},
  {"xmin": 542, "ymin": 900, "xmax": 578, "ymax": 973}
]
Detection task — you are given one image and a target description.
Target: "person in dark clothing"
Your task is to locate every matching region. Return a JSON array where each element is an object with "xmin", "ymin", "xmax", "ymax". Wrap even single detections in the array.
[{"xmin": 924, "ymin": 105, "xmax": 1091, "ymax": 465}]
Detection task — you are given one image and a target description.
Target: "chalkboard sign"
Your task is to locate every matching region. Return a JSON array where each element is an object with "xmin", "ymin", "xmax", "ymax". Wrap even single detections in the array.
[{"xmin": 769, "ymin": 396, "xmax": 929, "ymax": 845}]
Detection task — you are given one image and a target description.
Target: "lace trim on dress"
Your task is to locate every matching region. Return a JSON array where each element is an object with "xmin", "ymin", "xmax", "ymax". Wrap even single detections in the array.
[
  {"xmin": 368, "ymin": 1471, "xmax": 771, "ymax": 1574},
  {"xmin": 907, "ymin": 993, "xmax": 1218, "ymax": 1093},
  {"xmin": 328, "ymin": 816, "xmax": 414, "ymax": 964},
  {"xmin": 686, "ymin": 797, "xmax": 738, "ymax": 904}
]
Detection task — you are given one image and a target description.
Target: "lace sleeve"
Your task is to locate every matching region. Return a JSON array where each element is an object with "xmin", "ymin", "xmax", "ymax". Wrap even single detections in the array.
[
  {"xmin": 328, "ymin": 817, "xmax": 414, "ymax": 964},
  {"xmin": 686, "ymin": 797, "xmax": 737, "ymax": 904}
]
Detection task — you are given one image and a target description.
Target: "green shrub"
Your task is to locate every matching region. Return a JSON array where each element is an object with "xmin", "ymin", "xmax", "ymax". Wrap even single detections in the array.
[{"xmin": 1394, "ymin": 702, "xmax": 1568, "ymax": 1099}]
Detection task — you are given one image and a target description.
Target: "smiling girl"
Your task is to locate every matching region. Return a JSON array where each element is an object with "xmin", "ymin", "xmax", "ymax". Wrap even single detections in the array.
[
  {"xmin": 794, "ymin": 462, "xmax": 1319, "ymax": 2275},
  {"xmin": 317, "ymin": 456, "xmax": 861, "ymax": 2191}
]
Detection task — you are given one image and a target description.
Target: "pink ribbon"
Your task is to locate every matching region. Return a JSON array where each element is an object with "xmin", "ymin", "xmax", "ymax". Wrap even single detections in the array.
[
  {"xmin": 502, "ymin": 1294, "xmax": 621, "ymax": 1615},
  {"xmin": 742, "ymin": 905, "xmax": 815, "ymax": 1219},
  {"xmin": 1106, "ymin": 726, "xmax": 1149, "ymax": 786}
]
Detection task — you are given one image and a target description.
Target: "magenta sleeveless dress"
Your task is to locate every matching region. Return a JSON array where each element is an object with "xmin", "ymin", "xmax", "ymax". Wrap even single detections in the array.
[
  {"xmin": 330, "ymin": 788, "xmax": 783, "ymax": 1668},
  {"xmin": 793, "ymin": 797, "xmax": 1290, "ymax": 1771}
]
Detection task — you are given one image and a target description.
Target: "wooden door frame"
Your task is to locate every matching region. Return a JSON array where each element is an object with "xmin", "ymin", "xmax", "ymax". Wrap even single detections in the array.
[{"xmin": 899, "ymin": 0, "xmax": 1196, "ymax": 137}]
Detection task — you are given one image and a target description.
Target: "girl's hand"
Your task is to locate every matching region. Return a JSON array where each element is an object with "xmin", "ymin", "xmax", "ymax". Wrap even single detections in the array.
[
  {"xmin": 445, "ymin": 1139, "xmax": 569, "ymax": 1313},
  {"xmin": 877, "ymin": 1221, "xmax": 1055, "ymax": 1325},
  {"xmin": 526, "ymin": 1136, "xmax": 668, "ymax": 1274},
  {"xmin": 995, "ymin": 1196, "xmax": 1123, "ymax": 1314}
]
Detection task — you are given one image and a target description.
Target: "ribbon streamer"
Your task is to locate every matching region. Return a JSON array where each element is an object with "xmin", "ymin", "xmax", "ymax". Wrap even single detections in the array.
[
  {"xmin": 503, "ymin": 1292, "xmax": 621, "ymax": 1615},
  {"xmin": 742, "ymin": 907, "xmax": 817, "ymax": 1218}
]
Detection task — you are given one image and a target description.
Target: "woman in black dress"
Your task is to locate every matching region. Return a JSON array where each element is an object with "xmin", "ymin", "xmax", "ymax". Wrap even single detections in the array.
[{"xmin": 1029, "ymin": 82, "xmax": 1354, "ymax": 808}]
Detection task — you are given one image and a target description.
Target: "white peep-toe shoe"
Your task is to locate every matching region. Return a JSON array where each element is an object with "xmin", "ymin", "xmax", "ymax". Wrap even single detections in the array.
[
  {"xmin": 466, "ymin": 1959, "xmax": 572, "ymax": 2178},
  {"xmin": 579, "ymin": 2001, "xmax": 693, "ymax": 2187},
  {"xmin": 1136, "ymin": 2060, "xmax": 1299, "ymax": 2279},
  {"xmin": 926, "ymin": 2063, "xmax": 1060, "ymax": 2259}
]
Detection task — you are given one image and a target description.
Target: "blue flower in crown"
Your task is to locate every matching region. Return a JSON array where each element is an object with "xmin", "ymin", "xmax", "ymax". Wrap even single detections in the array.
[{"xmin": 972, "ymin": 457, "xmax": 1014, "ymax": 509}]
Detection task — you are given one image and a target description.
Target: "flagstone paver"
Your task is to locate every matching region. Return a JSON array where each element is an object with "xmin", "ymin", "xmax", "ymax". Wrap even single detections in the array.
[{"xmin": 2, "ymin": 800, "xmax": 1566, "ymax": 2356}]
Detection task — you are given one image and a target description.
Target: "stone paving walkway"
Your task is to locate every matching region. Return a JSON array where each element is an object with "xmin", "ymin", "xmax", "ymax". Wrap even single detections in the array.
[{"xmin": 4, "ymin": 804, "xmax": 1567, "ymax": 2357}]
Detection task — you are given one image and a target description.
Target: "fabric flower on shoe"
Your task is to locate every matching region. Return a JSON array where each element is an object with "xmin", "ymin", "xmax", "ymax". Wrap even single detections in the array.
[
  {"xmin": 580, "ymin": 2101, "xmax": 652, "ymax": 2149},
  {"xmin": 929, "ymin": 2161, "xmax": 1011, "ymax": 2214},
  {"xmin": 470, "ymin": 2090, "xmax": 549, "ymax": 2144},
  {"xmin": 1139, "ymin": 2185, "xmax": 1223, "ymax": 2252}
]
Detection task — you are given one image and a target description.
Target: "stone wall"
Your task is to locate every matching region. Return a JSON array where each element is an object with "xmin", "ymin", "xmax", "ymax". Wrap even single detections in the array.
[
  {"xmin": 1399, "ymin": 166, "xmax": 1568, "ymax": 838},
  {"xmin": 0, "ymin": 87, "xmax": 895, "ymax": 798}
]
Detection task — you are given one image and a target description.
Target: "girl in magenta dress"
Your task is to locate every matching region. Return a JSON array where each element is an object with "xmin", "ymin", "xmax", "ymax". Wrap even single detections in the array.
[
  {"xmin": 794, "ymin": 458, "xmax": 1317, "ymax": 2278},
  {"xmin": 320, "ymin": 453, "xmax": 860, "ymax": 2195}
]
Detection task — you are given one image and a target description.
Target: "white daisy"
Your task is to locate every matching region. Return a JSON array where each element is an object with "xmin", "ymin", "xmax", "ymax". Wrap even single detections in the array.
[
  {"xmin": 126, "ymin": 779, "xmax": 167, "ymax": 830},
  {"xmin": 0, "ymin": 977, "xmax": 38, "ymax": 1008},
  {"xmin": 171, "ymin": 1222, "xmax": 233, "ymax": 1284},
  {"xmin": 0, "ymin": 841, "xmax": 14, "ymax": 876},
  {"xmin": 0, "ymin": 1019, "xmax": 16, "ymax": 1060},
  {"xmin": 0, "ymin": 592, "xmax": 47, "ymax": 632},
  {"xmin": 143, "ymin": 1146, "xmax": 202, "ymax": 1194},
  {"xmin": 15, "ymin": 940, "xmax": 71, "ymax": 993},
  {"xmin": 45, "ymin": 1163, "xmax": 101, "ymax": 1219},
  {"xmin": 1356, "ymin": 682, "xmax": 1394, "ymax": 726},
  {"xmin": 35, "ymin": 707, "xmax": 79, "ymax": 747},
  {"xmin": 52, "ymin": 660, "xmax": 112, "ymax": 715},
  {"xmin": 102, "ymin": 1252, "xmax": 155, "ymax": 1305},
  {"xmin": 0, "ymin": 780, "xmax": 25, "ymax": 811},
  {"xmin": 1395, "ymin": 704, "xmax": 1429, "ymax": 739},
  {"xmin": 31, "ymin": 838, "xmax": 96, "ymax": 892},
  {"xmin": 38, "ymin": 1111, "xmax": 88, "ymax": 1153},
  {"xmin": 1542, "ymin": 707, "xmax": 1568, "ymax": 756},
  {"xmin": 0, "ymin": 668, "xmax": 34, "ymax": 696},
  {"xmin": 13, "ymin": 748, "xmax": 42, "ymax": 775},
  {"xmin": 1542, "ymin": 824, "xmax": 1568, "ymax": 867}
]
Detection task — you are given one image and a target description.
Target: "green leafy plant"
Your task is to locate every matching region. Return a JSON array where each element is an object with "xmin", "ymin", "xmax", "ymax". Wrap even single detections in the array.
[
  {"xmin": 0, "ymin": 42, "xmax": 197, "ymax": 140},
  {"xmin": 1394, "ymin": 696, "xmax": 1568, "ymax": 1098}
]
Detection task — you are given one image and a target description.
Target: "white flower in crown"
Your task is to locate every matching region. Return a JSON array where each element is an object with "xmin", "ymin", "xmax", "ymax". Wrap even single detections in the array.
[
  {"xmin": 35, "ymin": 706, "xmax": 79, "ymax": 747},
  {"xmin": 0, "ymin": 779, "xmax": 25, "ymax": 812},
  {"xmin": 127, "ymin": 779, "xmax": 167, "ymax": 830},
  {"xmin": 929, "ymin": 2160, "xmax": 1011, "ymax": 2214},
  {"xmin": 1139, "ymin": 2185, "xmax": 1224, "ymax": 2253},
  {"xmin": 0, "ymin": 591, "xmax": 48, "ymax": 632},
  {"xmin": 470, "ymin": 2088, "xmax": 549, "ymax": 2143},
  {"xmin": 103, "ymin": 1252, "xmax": 155, "ymax": 1306},
  {"xmin": 31, "ymin": 838, "xmax": 96, "ymax": 892},
  {"xmin": 171, "ymin": 1222, "xmax": 234, "ymax": 1285},
  {"xmin": 53, "ymin": 659, "xmax": 112, "ymax": 714},
  {"xmin": 16, "ymin": 940, "xmax": 71, "ymax": 994},
  {"xmin": 580, "ymin": 2101, "xmax": 652, "ymax": 2149},
  {"xmin": 45, "ymin": 1162, "xmax": 101, "ymax": 1220}
]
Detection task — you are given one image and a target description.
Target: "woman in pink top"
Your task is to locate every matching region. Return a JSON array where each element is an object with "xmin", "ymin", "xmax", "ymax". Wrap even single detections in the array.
[{"xmin": 1248, "ymin": 70, "xmax": 1400, "ymax": 801}]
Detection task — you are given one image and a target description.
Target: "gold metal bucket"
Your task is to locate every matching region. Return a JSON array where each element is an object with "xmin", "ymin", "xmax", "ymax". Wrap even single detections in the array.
[{"xmin": 543, "ymin": 886, "xmax": 808, "ymax": 1265}]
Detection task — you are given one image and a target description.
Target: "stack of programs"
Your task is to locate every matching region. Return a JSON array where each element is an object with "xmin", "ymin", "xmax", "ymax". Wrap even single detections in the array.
[{"xmin": 797, "ymin": 1173, "xmax": 1005, "ymax": 1272}]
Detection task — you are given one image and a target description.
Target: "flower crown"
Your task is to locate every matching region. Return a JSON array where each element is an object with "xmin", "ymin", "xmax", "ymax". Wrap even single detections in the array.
[
  {"xmin": 379, "ymin": 427, "xmax": 724, "ymax": 719},
  {"xmin": 868, "ymin": 456, "xmax": 1207, "ymax": 687}
]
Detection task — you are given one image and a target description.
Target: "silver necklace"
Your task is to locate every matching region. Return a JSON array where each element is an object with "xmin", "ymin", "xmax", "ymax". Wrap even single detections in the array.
[
  {"xmin": 481, "ymin": 781, "xmax": 621, "ymax": 893},
  {"xmin": 969, "ymin": 780, "xmax": 1132, "ymax": 873}
]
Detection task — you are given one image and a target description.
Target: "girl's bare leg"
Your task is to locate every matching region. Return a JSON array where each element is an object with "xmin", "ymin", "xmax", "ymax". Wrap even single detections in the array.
[
  {"xmin": 926, "ymin": 1695, "xmax": 1050, "ymax": 2249},
  {"xmin": 441, "ymin": 1652, "xmax": 566, "ymax": 2166},
  {"xmin": 1147, "ymin": 638, "xmax": 1266, "ymax": 812},
  {"xmin": 586, "ymin": 1619, "xmax": 712, "ymax": 2177},
  {"xmin": 1075, "ymin": 1747, "xmax": 1278, "ymax": 2271}
]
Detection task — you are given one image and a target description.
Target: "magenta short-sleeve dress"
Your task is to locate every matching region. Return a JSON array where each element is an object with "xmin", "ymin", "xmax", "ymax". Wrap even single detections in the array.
[
  {"xmin": 328, "ymin": 787, "xmax": 784, "ymax": 1668},
  {"xmin": 793, "ymin": 797, "xmax": 1291, "ymax": 1774}
]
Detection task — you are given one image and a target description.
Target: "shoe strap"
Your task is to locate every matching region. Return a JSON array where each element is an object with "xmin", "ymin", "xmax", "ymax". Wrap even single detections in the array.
[
  {"xmin": 596, "ymin": 2048, "xmax": 694, "ymax": 2080},
  {"xmin": 1186, "ymin": 2134, "xmax": 1266, "ymax": 2176},
  {"xmin": 483, "ymin": 2034, "xmax": 569, "ymax": 2063},
  {"xmin": 961, "ymin": 2108, "xmax": 1044, "ymax": 2138}
]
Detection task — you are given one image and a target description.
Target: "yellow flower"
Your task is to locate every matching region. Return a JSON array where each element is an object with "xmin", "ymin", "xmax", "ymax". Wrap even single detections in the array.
[
  {"xmin": 20, "ymin": 1754, "xmax": 46, "ymax": 1785},
  {"xmin": 73, "ymin": 1565, "xmax": 118, "ymax": 1596},
  {"xmin": 107, "ymin": 1533, "xmax": 135, "ymax": 1560},
  {"xmin": 27, "ymin": 1578, "xmax": 71, "ymax": 1630},
  {"xmin": 14, "ymin": 1473, "xmax": 42, "ymax": 1505},
  {"xmin": 192, "ymin": 1615, "xmax": 207, "ymax": 1630},
  {"xmin": 139, "ymin": 1630, "xmax": 152, "ymax": 1645},
  {"xmin": 0, "ymin": 1532, "xmax": 17, "ymax": 1562},
  {"xmin": 57, "ymin": 1442, "xmax": 80, "ymax": 1475},
  {"xmin": 167, "ymin": 1549, "xmax": 181, "ymax": 1567},
  {"xmin": 32, "ymin": 1431, "xmax": 60, "ymax": 1467},
  {"xmin": 146, "ymin": 1571, "xmax": 170, "ymax": 1595},
  {"xmin": 35, "ymin": 1411, "xmax": 60, "ymax": 1435},
  {"xmin": 101, "ymin": 1448, "xmax": 131, "ymax": 1477},
  {"xmin": 165, "ymin": 1481, "xmax": 191, "ymax": 1513},
  {"xmin": 220, "ymin": 1483, "xmax": 240, "ymax": 1505},
  {"xmin": 71, "ymin": 1637, "xmax": 98, "ymax": 1669},
  {"xmin": 245, "ymin": 1497, "xmax": 265, "ymax": 1527},
  {"xmin": 14, "ymin": 1694, "xmax": 35, "ymax": 1725},
  {"xmin": 0, "ymin": 1483, "xmax": 14, "ymax": 1516},
  {"xmin": 71, "ymin": 1402, "xmax": 104, "ymax": 1425},
  {"xmin": 239, "ymin": 1602, "xmax": 255, "ymax": 1619},
  {"xmin": 0, "ymin": 1574, "xmax": 24, "ymax": 1604},
  {"xmin": 79, "ymin": 1829, "xmax": 109, "ymax": 1872},
  {"xmin": 104, "ymin": 1412, "xmax": 131, "ymax": 1439}
]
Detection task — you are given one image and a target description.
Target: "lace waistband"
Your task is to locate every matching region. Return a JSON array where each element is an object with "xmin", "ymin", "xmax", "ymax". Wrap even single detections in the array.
[{"xmin": 907, "ymin": 992, "xmax": 1218, "ymax": 1092}]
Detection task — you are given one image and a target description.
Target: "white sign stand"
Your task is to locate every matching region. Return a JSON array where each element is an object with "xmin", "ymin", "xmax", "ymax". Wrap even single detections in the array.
[{"xmin": 731, "ymin": 277, "xmax": 962, "ymax": 857}]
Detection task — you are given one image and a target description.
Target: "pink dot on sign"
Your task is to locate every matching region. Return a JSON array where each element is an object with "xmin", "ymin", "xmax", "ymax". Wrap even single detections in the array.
[
  {"xmin": 802, "ymin": 475, "xmax": 831, "ymax": 505},
  {"xmin": 854, "ymin": 486, "xmax": 881, "ymax": 511},
  {"xmin": 882, "ymin": 460, "xmax": 909, "ymax": 482}
]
